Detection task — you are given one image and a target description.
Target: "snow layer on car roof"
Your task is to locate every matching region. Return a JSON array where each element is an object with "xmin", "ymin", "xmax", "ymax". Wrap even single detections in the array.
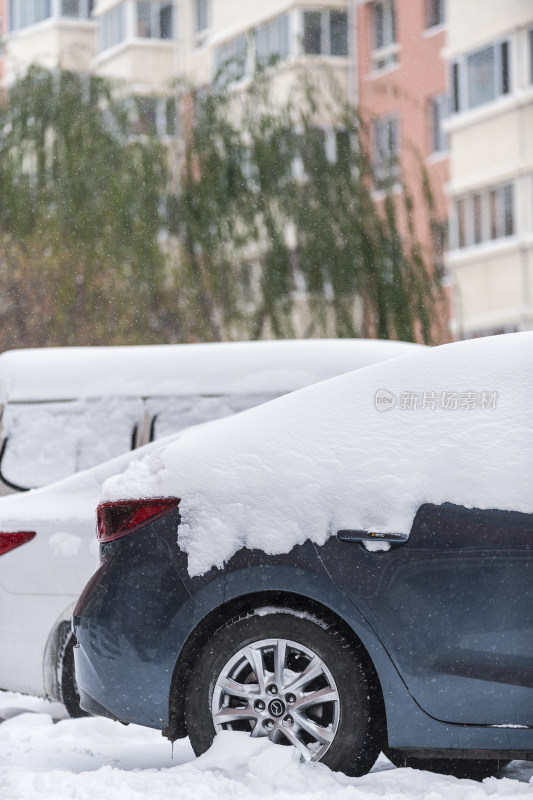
[
  {"xmin": 0, "ymin": 340, "xmax": 422, "ymax": 402},
  {"xmin": 103, "ymin": 333, "xmax": 533, "ymax": 576}
]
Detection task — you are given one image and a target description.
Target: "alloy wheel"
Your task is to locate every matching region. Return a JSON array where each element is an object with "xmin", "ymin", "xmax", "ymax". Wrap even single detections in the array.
[{"xmin": 211, "ymin": 637, "xmax": 340, "ymax": 761}]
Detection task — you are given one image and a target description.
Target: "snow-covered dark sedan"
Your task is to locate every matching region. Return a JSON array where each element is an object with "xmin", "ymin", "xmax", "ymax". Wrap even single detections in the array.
[{"xmin": 73, "ymin": 333, "xmax": 533, "ymax": 780}]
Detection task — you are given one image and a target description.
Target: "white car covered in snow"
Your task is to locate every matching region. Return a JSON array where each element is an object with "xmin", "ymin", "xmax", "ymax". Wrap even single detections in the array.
[{"xmin": 0, "ymin": 338, "xmax": 422, "ymax": 713}]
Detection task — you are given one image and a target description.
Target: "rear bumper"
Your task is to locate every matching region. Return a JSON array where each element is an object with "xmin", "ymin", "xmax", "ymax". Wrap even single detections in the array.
[
  {"xmin": 72, "ymin": 514, "xmax": 191, "ymax": 728},
  {"xmin": 76, "ymin": 680, "xmax": 120, "ymax": 721}
]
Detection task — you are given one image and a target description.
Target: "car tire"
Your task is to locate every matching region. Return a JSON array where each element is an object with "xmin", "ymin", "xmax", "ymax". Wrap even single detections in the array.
[
  {"xmin": 383, "ymin": 748, "xmax": 510, "ymax": 780},
  {"xmin": 184, "ymin": 608, "xmax": 385, "ymax": 776},
  {"xmin": 60, "ymin": 634, "xmax": 88, "ymax": 719}
]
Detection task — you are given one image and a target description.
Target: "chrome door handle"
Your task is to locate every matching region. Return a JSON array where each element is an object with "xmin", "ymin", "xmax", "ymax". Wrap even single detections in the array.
[{"xmin": 336, "ymin": 530, "xmax": 408, "ymax": 544}]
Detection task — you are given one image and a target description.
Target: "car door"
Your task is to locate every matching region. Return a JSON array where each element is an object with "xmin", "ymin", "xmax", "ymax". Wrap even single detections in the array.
[{"xmin": 317, "ymin": 502, "xmax": 533, "ymax": 726}]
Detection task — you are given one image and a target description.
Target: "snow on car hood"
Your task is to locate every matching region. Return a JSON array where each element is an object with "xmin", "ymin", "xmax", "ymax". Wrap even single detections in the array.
[{"xmin": 103, "ymin": 333, "xmax": 533, "ymax": 576}]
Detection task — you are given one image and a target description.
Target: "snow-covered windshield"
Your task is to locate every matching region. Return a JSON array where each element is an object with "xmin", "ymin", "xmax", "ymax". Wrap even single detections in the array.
[
  {"xmin": 1, "ymin": 398, "xmax": 143, "ymax": 489},
  {"xmin": 103, "ymin": 333, "xmax": 533, "ymax": 576}
]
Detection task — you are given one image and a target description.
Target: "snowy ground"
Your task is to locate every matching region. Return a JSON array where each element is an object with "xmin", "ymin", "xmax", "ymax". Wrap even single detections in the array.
[{"xmin": 1, "ymin": 692, "xmax": 532, "ymax": 800}]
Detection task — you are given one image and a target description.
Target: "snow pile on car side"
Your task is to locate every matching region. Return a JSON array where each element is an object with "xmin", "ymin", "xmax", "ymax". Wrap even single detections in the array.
[{"xmin": 103, "ymin": 333, "xmax": 533, "ymax": 576}]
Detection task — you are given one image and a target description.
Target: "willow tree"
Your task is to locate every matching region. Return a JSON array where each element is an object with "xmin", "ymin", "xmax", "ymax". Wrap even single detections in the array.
[
  {"xmin": 174, "ymin": 69, "xmax": 444, "ymax": 343},
  {"xmin": 0, "ymin": 66, "xmax": 169, "ymax": 348}
]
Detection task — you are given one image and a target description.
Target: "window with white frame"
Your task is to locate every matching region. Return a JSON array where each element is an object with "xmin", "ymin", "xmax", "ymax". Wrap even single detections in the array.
[
  {"xmin": 425, "ymin": 0, "xmax": 445, "ymax": 29},
  {"xmin": 429, "ymin": 93, "xmax": 448, "ymax": 154},
  {"xmin": 214, "ymin": 35, "xmax": 249, "ymax": 86},
  {"xmin": 61, "ymin": 0, "xmax": 94, "ymax": 18},
  {"xmin": 372, "ymin": 114, "xmax": 400, "ymax": 187},
  {"xmin": 255, "ymin": 14, "xmax": 290, "ymax": 69},
  {"xmin": 195, "ymin": 0, "xmax": 208, "ymax": 32},
  {"xmin": 451, "ymin": 40, "xmax": 510, "ymax": 113},
  {"xmin": 453, "ymin": 183, "xmax": 514, "ymax": 249},
  {"xmin": 99, "ymin": 2, "xmax": 126, "ymax": 51},
  {"xmin": 9, "ymin": 0, "xmax": 51, "ymax": 31},
  {"xmin": 137, "ymin": 1, "xmax": 173, "ymax": 39},
  {"xmin": 371, "ymin": 0, "xmax": 397, "ymax": 70},
  {"xmin": 302, "ymin": 9, "xmax": 348, "ymax": 57}
]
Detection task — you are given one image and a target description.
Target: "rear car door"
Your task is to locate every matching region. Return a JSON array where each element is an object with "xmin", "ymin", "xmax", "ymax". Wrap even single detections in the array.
[{"xmin": 318, "ymin": 503, "xmax": 533, "ymax": 726}]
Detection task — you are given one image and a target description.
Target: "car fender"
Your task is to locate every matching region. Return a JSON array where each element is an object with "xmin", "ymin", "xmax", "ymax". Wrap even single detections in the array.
[{"xmin": 154, "ymin": 560, "xmax": 427, "ymax": 743}]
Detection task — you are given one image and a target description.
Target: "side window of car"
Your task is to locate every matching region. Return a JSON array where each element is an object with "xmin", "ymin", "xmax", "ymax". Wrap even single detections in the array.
[{"xmin": 0, "ymin": 397, "xmax": 143, "ymax": 491}]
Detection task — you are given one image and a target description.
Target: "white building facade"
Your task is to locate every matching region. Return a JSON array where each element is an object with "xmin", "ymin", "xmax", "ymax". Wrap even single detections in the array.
[
  {"xmin": 445, "ymin": 0, "xmax": 533, "ymax": 338},
  {"xmin": 90, "ymin": 0, "xmax": 351, "ymax": 101},
  {"xmin": 4, "ymin": 0, "xmax": 96, "ymax": 81}
]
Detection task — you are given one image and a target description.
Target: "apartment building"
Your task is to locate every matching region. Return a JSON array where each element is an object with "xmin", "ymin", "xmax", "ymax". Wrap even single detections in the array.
[
  {"xmin": 92, "ymin": 0, "xmax": 174, "ymax": 91},
  {"xmin": 1, "ymin": 1, "xmax": 452, "ymax": 339},
  {"xmin": 3, "ymin": 0, "xmax": 96, "ymax": 82},
  {"xmin": 0, "ymin": 0, "xmax": 6, "ymax": 82},
  {"xmin": 89, "ymin": 0, "xmax": 350, "ymax": 116},
  {"xmin": 356, "ymin": 0, "xmax": 448, "ymax": 282},
  {"xmin": 445, "ymin": 0, "xmax": 533, "ymax": 338}
]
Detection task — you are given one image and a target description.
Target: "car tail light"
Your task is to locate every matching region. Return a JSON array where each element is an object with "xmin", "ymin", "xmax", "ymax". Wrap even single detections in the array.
[
  {"xmin": 97, "ymin": 498, "xmax": 180, "ymax": 543},
  {"xmin": 0, "ymin": 531, "xmax": 36, "ymax": 556}
]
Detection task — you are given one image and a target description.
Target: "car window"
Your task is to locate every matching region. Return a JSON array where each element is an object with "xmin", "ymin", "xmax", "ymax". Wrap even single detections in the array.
[
  {"xmin": 0, "ymin": 398, "xmax": 143, "ymax": 490},
  {"xmin": 147, "ymin": 394, "xmax": 280, "ymax": 440}
]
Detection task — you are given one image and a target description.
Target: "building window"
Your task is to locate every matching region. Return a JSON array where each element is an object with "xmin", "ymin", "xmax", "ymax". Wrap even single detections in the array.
[
  {"xmin": 61, "ymin": 0, "xmax": 94, "ymax": 17},
  {"xmin": 302, "ymin": 9, "xmax": 348, "ymax": 57},
  {"xmin": 425, "ymin": 0, "xmax": 445, "ymax": 29},
  {"xmin": 9, "ymin": 0, "xmax": 51, "ymax": 31},
  {"xmin": 334, "ymin": 129, "xmax": 351, "ymax": 166},
  {"xmin": 472, "ymin": 192, "xmax": 483, "ymax": 244},
  {"xmin": 373, "ymin": 0, "xmax": 395, "ymax": 48},
  {"xmin": 453, "ymin": 183, "xmax": 514, "ymax": 249},
  {"xmin": 255, "ymin": 14, "xmax": 290, "ymax": 68},
  {"xmin": 195, "ymin": 0, "xmax": 208, "ymax": 32},
  {"xmin": 133, "ymin": 95, "xmax": 176, "ymax": 136},
  {"xmin": 135, "ymin": 96, "xmax": 157, "ymax": 135},
  {"xmin": 431, "ymin": 219, "xmax": 448, "ymax": 280},
  {"xmin": 429, "ymin": 93, "xmax": 448, "ymax": 154},
  {"xmin": 372, "ymin": 114, "xmax": 400, "ymax": 188},
  {"xmin": 99, "ymin": 2, "xmax": 126, "ymax": 51},
  {"xmin": 490, "ymin": 184, "xmax": 514, "ymax": 238},
  {"xmin": 137, "ymin": 1, "xmax": 173, "ymax": 39},
  {"xmin": 452, "ymin": 40, "xmax": 510, "ymax": 113},
  {"xmin": 456, "ymin": 197, "xmax": 467, "ymax": 248},
  {"xmin": 371, "ymin": 0, "xmax": 397, "ymax": 70},
  {"xmin": 165, "ymin": 97, "xmax": 176, "ymax": 135},
  {"xmin": 529, "ymin": 28, "xmax": 533, "ymax": 84},
  {"xmin": 215, "ymin": 35, "xmax": 249, "ymax": 86}
]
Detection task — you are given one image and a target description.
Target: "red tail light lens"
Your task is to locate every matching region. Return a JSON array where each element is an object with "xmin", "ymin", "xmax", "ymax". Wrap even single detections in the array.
[
  {"xmin": 97, "ymin": 498, "xmax": 180, "ymax": 543},
  {"xmin": 0, "ymin": 531, "xmax": 36, "ymax": 556}
]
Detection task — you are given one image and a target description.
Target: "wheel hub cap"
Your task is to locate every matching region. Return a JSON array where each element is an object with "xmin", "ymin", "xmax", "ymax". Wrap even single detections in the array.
[{"xmin": 268, "ymin": 698, "xmax": 285, "ymax": 717}]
